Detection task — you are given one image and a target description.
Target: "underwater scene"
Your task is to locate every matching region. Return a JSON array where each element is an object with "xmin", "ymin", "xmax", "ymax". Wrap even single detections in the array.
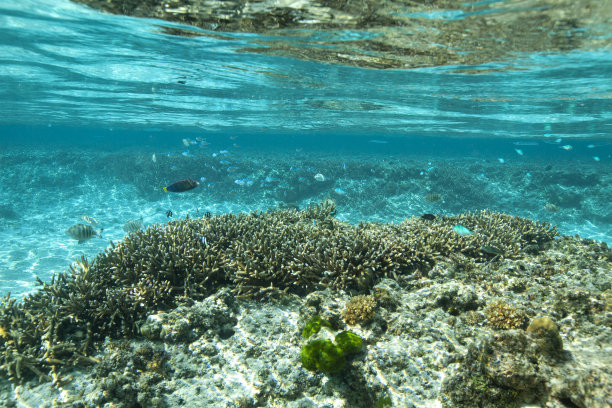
[{"xmin": 0, "ymin": 0, "xmax": 611, "ymax": 407}]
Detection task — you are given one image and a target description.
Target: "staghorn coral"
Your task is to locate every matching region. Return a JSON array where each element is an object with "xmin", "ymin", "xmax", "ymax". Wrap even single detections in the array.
[{"xmin": 0, "ymin": 203, "xmax": 558, "ymax": 383}]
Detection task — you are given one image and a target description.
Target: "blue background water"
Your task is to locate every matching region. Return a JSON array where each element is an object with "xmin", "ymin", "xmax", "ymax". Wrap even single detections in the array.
[{"xmin": 0, "ymin": 0, "xmax": 611, "ymax": 297}]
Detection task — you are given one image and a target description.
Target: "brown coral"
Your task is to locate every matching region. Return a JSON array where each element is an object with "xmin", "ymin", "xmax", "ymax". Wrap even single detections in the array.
[
  {"xmin": 342, "ymin": 295, "xmax": 377, "ymax": 325},
  {"xmin": 485, "ymin": 301, "xmax": 526, "ymax": 330}
]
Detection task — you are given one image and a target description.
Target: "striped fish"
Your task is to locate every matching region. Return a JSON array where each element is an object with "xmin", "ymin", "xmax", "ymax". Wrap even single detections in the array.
[
  {"xmin": 66, "ymin": 224, "xmax": 100, "ymax": 243},
  {"xmin": 81, "ymin": 215, "xmax": 98, "ymax": 225},
  {"xmin": 123, "ymin": 217, "xmax": 144, "ymax": 233}
]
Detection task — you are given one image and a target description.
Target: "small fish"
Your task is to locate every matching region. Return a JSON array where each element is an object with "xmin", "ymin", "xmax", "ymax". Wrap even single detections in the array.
[
  {"xmin": 314, "ymin": 173, "xmax": 326, "ymax": 182},
  {"xmin": 66, "ymin": 224, "xmax": 101, "ymax": 243},
  {"xmin": 182, "ymin": 138, "xmax": 191, "ymax": 147},
  {"xmin": 166, "ymin": 210, "xmax": 173, "ymax": 218},
  {"xmin": 334, "ymin": 187, "xmax": 346, "ymax": 195},
  {"xmin": 420, "ymin": 213, "xmax": 436, "ymax": 221},
  {"xmin": 181, "ymin": 151, "xmax": 194, "ymax": 157},
  {"xmin": 513, "ymin": 141, "xmax": 539, "ymax": 146},
  {"xmin": 151, "ymin": 153, "xmax": 157, "ymax": 163},
  {"xmin": 452, "ymin": 224, "xmax": 473, "ymax": 236},
  {"xmin": 593, "ymin": 156, "xmax": 600, "ymax": 162},
  {"xmin": 368, "ymin": 139, "xmax": 388, "ymax": 144},
  {"xmin": 514, "ymin": 148, "xmax": 523, "ymax": 156},
  {"xmin": 498, "ymin": 158, "xmax": 505, "ymax": 163},
  {"xmin": 480, "ymin": 245, "xmax": 504, "ymax": 255},
  {"xmin": 80, "ymin": 215, "xmax": 98, "ymax": 225},
  {"xmin": 424, "ymin": 193, "xmax": 442, "ymax": 203},
  {"xmin": 234, "ymin": 178, "xmax": 253, "ymax": 187},
  {"xmin": 123, "ymin": 217, "xmax": 144, "ymax": 233},
  {"xmin": 560, "ymin": 145, "xmax": 573, "ymax": 151},
  {"xmin": 163, "ymin": 178, "xmax": 199, "ymax": 193},
  {"xmin": 544, "ymin": 203, "xmax": 560, "ymax": 212}
]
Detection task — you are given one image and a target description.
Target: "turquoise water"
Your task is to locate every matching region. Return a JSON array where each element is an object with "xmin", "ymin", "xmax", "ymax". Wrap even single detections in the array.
[{"xmin": 0, "ymin": 0, "xmax": 611, "ymax": 297}]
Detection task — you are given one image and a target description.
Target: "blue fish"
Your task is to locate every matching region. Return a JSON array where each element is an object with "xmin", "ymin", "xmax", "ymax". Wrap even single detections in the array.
[{"xmin": 452, "ymin": 224, "xmax": 473, "ymax": 236}]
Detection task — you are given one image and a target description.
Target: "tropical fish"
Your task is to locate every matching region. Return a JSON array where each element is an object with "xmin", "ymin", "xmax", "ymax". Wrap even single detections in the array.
[
  {"xmin": 420, "ymin": 213, "xmax": 436, "ymax": 221},
  {"xmin": 544, "ymin": 203, "xmax": 560, "ymax": 212},
  {"xmin": 560, "ymin": 145, "xmax": 573, "ymax": 151},
  {"xmin": 66, "ymin": 224, "xmax": 101, "ymax": 243},
  {"xmin": 424, "ymin": 193, "xmax": 442, "ymax": 203},
  {"xmin": 452, "ymin": 224, "xmax": 473, "ymax": 236},
  {"xmin": 80, "ymin": 215, "xmax": 98, "ymax": 225},
  {"xmin": 123, "ymin": 217, "xmax": 144, "ymax": 233},
  {"xmin": 481, "ymin": 245, "xmax": 504, "ymax": 255},
  {"xmin": 163, "ymin": 179, "xmax": 199, "ymax": 193}
]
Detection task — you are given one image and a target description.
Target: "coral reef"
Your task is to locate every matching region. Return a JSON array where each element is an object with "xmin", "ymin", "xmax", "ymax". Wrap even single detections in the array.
[
  {"xmin": 0, "ymin": 203, "xmax": 558, "ymax": 384},
  {"xmin": 1, "ymin": 202, "xmax": 610, "ymax": 408}
]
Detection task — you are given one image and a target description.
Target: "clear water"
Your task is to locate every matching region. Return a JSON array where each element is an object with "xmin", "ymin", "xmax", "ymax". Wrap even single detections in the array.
[{"xmin": 0, "ymin": 0, "xmax": 611, "ymax": 297}]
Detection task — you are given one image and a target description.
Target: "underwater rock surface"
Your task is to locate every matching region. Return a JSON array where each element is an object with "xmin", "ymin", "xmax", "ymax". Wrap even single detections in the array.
[
  {"xmin": 68, "ymin": 0, "xmax": 610, "ymax": 69},
  {"xmin": 0, "ymin": 204, "xmax": 610, "ymax": 407}
]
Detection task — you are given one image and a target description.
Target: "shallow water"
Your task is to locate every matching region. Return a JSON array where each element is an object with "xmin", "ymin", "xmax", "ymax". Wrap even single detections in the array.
[{"xmin": 0, "ymin": 0, "xmax": 611, "ymax": 297}]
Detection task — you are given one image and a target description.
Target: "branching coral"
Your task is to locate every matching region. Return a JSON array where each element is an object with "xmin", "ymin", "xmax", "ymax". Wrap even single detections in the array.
[{"xmin": 0, "ymin": 202, "xmax": 558, "ymax": 383}]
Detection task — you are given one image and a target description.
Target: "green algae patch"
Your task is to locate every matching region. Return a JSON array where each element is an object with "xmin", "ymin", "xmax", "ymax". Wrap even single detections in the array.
[
  {"xmin": 335, "ymin": 331, "xmax": 363, "ymax": 355},
  {"xmin": 300, "ymin": 339, "xmax": 346, "ymax": 373},
  {"xmin": 302, "ymin": 315, "xmax": 332, "ymax": 339}
]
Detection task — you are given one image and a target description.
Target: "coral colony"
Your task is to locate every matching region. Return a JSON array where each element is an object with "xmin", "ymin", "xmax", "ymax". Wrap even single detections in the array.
[{"xmin": 1, "ymin": 201, "xmax": 610, "ymax": 407}]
